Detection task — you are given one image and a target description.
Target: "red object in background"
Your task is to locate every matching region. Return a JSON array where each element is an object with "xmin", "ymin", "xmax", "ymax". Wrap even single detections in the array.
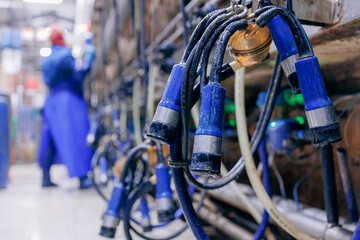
[
  {"xmin": 84, "ymin": 24, "xmax": 91, "ymax": 33},
  {"xmin": 49, "ymin": 29, "xmax": 65, "ymax": 46},
  {"xmin": 25, "ymin": 77, "xmax": 40, "ymax": 89},
  {"xmin": 49, "ymin": 24, "xmax": 65, "ymax": 46}
]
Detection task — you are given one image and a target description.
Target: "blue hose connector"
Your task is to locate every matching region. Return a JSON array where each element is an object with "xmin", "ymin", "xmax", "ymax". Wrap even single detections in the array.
[
  {"xmin": 267, "ymin": 16, "xmax": 300, "ymax": 94},
  {"xmin": 267, "ymin": 119, "xmax": 302, "ymax": 153},
  {"xmin": 139, "ymin": 197, "xmax": 152, "ymax": 232},
  {"xmin": 155, "ymin": 163, "xmax": 175, "ymax": 222},
  {"xmin": 295, "ymin": 56, "xmax": 342, "ymax": 147},
  {"xmin": 147, "ymin": 64, "xmax": 184, "ymax": 145},
  {"xmin": 100, "ymin": 183, "xmax": 127, "ymax": 238},
  {"xmin": 190, "ymin": 83, "xmax": 225, "ymax": 177}
]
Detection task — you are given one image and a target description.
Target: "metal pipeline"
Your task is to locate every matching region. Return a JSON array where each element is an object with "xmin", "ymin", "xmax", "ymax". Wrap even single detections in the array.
[
  {"xmin": 207, "ymin": 182, "xmax": 355, "ymax": 240},
  {"xmin": 197, "ymin": 207, "xmax": 253, "ymax": 240}
]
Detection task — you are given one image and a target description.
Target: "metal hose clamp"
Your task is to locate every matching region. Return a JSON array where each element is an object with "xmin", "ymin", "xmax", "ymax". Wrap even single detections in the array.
[
  {"xmin": 237, "ymin": 5, "xmax": 248, "ymax": 19},
  {"xmin": 230, "ymin": 0, "xmax": 241, "ymax": 13}
]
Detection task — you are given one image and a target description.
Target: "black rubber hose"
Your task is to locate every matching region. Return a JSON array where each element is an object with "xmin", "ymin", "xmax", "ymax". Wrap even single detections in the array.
[
  {"xmin": 173, "ymin": 168, "xmax": 209, "ymax": 240},
  {"xmin": 184, "ymin": 54, "xmax": 283, "ymax": 189},
  {"xmin": 181, "ymin": 9, "xmax": 226, "ymax": 63},
  {"xmin": 209, "ymin": 20, "xmax": 248, "ymax": 84},
  {"xmin": 120, "ymin": 144, "xmax": 149, "ymax": 183},
  {"xmin": 321, "ymin": 144, "xmax": 339, "ymax": 225},
  {"xmin": 200, "ymin": 15, "xmax": 242, "ymax": 90},
  {"xmin": 255, "ymin": 6, "xmax": 314, "ymax": 59}
]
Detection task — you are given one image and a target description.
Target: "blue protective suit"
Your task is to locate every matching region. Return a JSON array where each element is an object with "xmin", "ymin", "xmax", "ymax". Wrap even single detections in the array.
[{"xmin": 38, "ymin": 45, "xmax": 93, "ymax": 178}]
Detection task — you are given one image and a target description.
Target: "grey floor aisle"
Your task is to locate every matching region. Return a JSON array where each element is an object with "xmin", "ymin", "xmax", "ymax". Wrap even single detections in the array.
[{"xmin": 0, "ymin": 163, "xmax": 194, "ymax": 240}]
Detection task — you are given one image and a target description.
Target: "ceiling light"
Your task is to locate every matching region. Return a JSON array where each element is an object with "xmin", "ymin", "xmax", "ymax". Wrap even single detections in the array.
[
  {"xmin": 23, "ymin": 0, "xmax": 63, "ymax": 4},
  {"xmin": 36, "ymin": 27, "xmax": 51, "ymax": 41},
  {"xmin": 40, "ymin": 47, "xmax": 52, "ymax": 57}
]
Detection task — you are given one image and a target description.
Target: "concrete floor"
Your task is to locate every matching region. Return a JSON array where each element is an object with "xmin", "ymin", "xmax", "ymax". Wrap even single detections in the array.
[{"xmin": 0, "ymin": 163, "xmax": 194, "ymax": 240}]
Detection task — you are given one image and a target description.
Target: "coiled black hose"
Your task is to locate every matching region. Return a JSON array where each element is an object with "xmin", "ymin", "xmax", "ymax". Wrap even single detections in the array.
[
  {"xmin": 120, "ymin": 144, "xmax": 149, "ymax": 183},
  {"xmin": 123, "ymin": 176, "xmax": 208, "ymax": 240}
]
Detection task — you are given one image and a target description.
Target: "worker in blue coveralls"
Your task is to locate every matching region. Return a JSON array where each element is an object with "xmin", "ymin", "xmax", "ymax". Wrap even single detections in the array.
[{"xmin": 38, "ymin": 25, "xmax": 95, "ymax": 188}]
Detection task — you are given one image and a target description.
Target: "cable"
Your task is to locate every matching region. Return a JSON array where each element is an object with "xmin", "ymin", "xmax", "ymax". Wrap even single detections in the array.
[
  {"xmin": 285, "ymin": 149, "xmax": 317, "ymax": 162},
  {"xmin": 120, "ymin": 144, "xmax": 149, "ymax": 184},
  {"xmin": 333, "ymin": 93, "xmax": 360, "ymax": 107},
  {"xmin": 293, "ymin": 155, "xmax": 320, "ymax": 209},
  {"xmin": 270, "ymin": 151, "xmax": 287, "ymax": 199},
  {"xmin": 337, "ymin": 97, "xmax": 360, "ymax": 119},
  {"xmin": 234, "ymin": 54, "xmax": 316, "ymax": 240}
]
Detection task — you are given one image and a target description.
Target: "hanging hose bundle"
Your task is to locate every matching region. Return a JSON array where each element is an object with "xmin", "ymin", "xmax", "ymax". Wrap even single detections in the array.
[{"xmin": 145, "ymin": 0, "xmax": 346, "ymax": 239}]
